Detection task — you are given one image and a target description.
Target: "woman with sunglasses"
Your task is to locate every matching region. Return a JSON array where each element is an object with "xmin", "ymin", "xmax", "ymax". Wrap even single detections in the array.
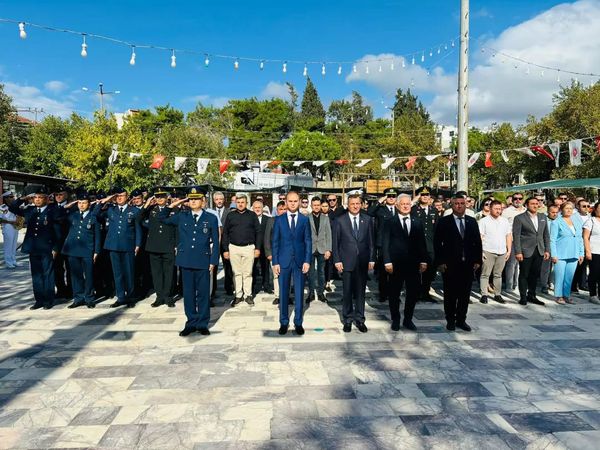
[
  {"xmin": 475, "ymin": 198, "xmax": 493, "ymax": 222},
  {"xmin": 550, "ymin": 202, "xmax": 584, "ymax": 305},
  {"xmin": 584, "ymin": 202, "xmax": 600, "ymax": 304}
]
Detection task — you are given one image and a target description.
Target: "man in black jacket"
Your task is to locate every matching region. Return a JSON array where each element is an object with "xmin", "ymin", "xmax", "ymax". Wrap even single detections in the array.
[
  {"xmin": 382, "ymin": 194, "xmax": 429, "ymax": 331},
  {"xmin": 251, "ymin": 199, "xmax": 271, "ymax": 296},
  {"xmin": 140, "ymin": 188, "xmax": 178, "ymax": 307},
  {"xmin": 434, "ymin": 194, "xmax": 482, "ymax": 332}
]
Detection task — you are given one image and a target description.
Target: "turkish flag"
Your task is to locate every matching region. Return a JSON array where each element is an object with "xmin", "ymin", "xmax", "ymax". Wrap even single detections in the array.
[
  {"xmin": 219, "ymin": 159, "xmax": 230, "ymax": 174},
  {"xmin": 269, "ymin": 160, "xmax": 282, "ymax": 167},
  {"xmin": 485, "ymin": 152, "xmax": 493, "ymax": 168},
  {"xmin": 595, "ymin": 136, "xmax": 600, "ymax": 155},
  {"xmin": 530, "ymin": 145, "xmax": 554, "ymax": 160},
  {"xmin": 334, "ymin": 159, "xmax": 350, "ymax": 165},
  {"xmin": 405, "ymin": 156, "xmax": 417, "ymax": 170},
  {"xmin": 150, "ymin": 154, "xmax": 165, "ymax": 169}
]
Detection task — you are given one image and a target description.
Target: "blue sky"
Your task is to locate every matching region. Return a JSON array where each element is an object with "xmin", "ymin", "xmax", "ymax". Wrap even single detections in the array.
[{"xmin": 0, "ymin": 0, "xmax": 597, "ymax": 126}]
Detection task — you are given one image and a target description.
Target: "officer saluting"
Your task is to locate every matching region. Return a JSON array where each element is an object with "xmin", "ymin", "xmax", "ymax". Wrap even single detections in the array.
[
  {"xmin": 95, "ymin": 187, "xmax": 142, "ymax": 308},
  {"xmin": 411, "ymin": 186, "xmax": 440, "ymax": 302},
  {"xmin": 140, "ymin": 187, "xmax": 178, "ymax": 308},
  {"xmin": 62, "ymin": 190, "xmax": 101, "ymax": 308},
  {"xmin": 8, "ymin": 186, "xmax": 64, "ymax": 310},
  {"xmin": 159, "ymin": 186, "xmax": 219, "ymax": 337}
]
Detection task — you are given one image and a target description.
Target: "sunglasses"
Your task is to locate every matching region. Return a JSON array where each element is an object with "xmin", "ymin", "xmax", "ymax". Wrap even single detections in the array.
[
  {"xmin": 328, "ymin": 199, "xmax": 337, "ymax": 202},
  {"xmin": 513, "ymin": 197, "xmax": 523, "ymax": 200},
  {"xmin": 559, "ymin": 196, "xmax": 568, "ymax": 200},
  {"xmin": 581, "ymin": 204, "xmax": 590, "ymax": 208}
]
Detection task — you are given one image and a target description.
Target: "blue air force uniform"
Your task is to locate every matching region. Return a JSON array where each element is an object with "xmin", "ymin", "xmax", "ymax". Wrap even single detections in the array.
[
  {"xmin": 8, "ymin": 187, "xmax": 64, "ymax": 309},
  {"xmin": 62, "ymin": 193, "xmax": 101, "ymax": 307},
  {"xmin": 158, "ymin": 187, "xmax": 219, "ymax": 331},
  {"xmin": 95, "ymin": 188, "xmax": 142, "ymax": 306}
]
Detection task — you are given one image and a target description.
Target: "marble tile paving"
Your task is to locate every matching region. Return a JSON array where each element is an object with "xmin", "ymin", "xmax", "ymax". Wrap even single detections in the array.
[{"xmin": 1, "ymin": 248, "xmax": 600, "ymax": 449}]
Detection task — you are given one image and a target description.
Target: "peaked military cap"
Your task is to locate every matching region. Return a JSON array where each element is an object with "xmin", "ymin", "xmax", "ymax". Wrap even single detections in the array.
[{"xmin": 187, "ymin": 186, "xmax": 206, "ymax": 199}]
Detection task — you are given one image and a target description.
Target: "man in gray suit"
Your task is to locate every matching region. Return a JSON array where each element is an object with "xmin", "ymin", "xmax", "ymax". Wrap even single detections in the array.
[
  {"xmin": 307, "ymin": 197, "xmax": 332, "ymax": 303},
  {"xmin": 513, "ymin": 197, "xmax": 550, "ymax": 306}
]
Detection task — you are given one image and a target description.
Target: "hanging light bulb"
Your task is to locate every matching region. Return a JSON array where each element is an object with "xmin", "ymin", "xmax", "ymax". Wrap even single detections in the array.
[
  {"xmin": 411, "ymin": 55, "xmax": 415, "ymax": 65},
  {"xmin": 378, "ymin": 65, "xmax": 382, "ymax": 72},
  {"xmin": 80, "ymin": 35, "xmax": 88, "ymax": 58},
  {"xmin": 234, "ymin": 59, "xmax": 239, "ymax": 70},
  {"xmin": 390, "ymin": 62, "xmax": 394, "ymax": 71},
  {"xmin": 18, "ymin": 22, "xmax": 26, "ymax": 39},
  {"xmin": 282, "ymin": 62, "xmax": 287, "ymax": 73},
  {"xmin": 526, "ymin": 66, "xmax": 530, "ymax": 75},
  {"xmin": 557, "ymin": 70, "xmax": 561, "ymax": 83},
  {"xmin": 321, "ymin": 63, "xmax": 326, "ymax": 76},
  {"xmin": 259, "ymin": 60, "xmax": 264, "ymax": 71},
  {"xmin": 352, "ymin": 64, "xmax": 357, "ymax": 73},
  {"xmin": 365, "ymin": 65, "xmax": 369, "ymax": 74},
  {"xmin": 402, "ymin": 58, "xmax": 406, "ymax": 68},
  {"xmin": 337, "ymin": 65, "xmax": 342, "ymax": 75},
  {"xmin": 410, "ymin": 78, "xmax": 415, "ymax": 87},
  {"xmin": 540, "ymin": 70, "xmax": 545, "ymax": 77},
  {"xmin": 451, "ymin": 40, "xmax": 455, "ymax": 47},
  {"xmin": 437, "ymin": 47, "xmax": 441, "ymax": 54},
  {"xmin": 204, "ymin": 54, "xmax": 210, "ymax": 67},
  {"xmin": 129, "ymin": 46, "xmax": 136, "ymax": 66},
  {"xmin": 170, "ymin": 49, "xmax": 176, "ymax": 68},
  {"xmin": 421, "ymin": 52, "xmax": 425, "ymax": 63},
  {"xmin": 303, "ymin": 64, "xmax": 308, "ymax": 77},
  {"xmin": 429, "ymin": 49, "xmax": 433, "ymax": 57},
  {"xmin": 444, "ymin": 44, "xmax": 448, "ymax": 51}
]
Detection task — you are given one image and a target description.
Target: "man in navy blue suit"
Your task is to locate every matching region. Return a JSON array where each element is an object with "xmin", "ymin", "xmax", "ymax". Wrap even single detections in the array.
[
  {"xmin": 9, "ymin": 186, "xmax": 64, "ymax": 310},
  {"xmin": 95, "ymin": 187, "xmax": 142, "ymax": 308},
  {"xmin": 332, "ymin": 192, "xmax": 376, "ymax": 333},
  {"xmin": 62, "ymin": 190, "xmax": 101, "ymax": 309},
  {"xmin": 271, "ymin": 191, "xmax": 312, "ymax": 335},
  {"xmin": 159, "ymin": 187, "xmax": 220, "ymax": 337}
]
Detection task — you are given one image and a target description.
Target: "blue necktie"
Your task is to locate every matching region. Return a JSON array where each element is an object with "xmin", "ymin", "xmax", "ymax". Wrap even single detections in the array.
[
  {"xmin": 291, "ymin": 214, "xmax": 296, "ymax": 233},
  {"xmin": 353, "ymin": 216, "xmax": 359, "ymax": 239}
]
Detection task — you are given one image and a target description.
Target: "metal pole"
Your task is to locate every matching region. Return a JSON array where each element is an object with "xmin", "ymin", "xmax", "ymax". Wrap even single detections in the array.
[
  {"xmin": 457, "ymin": 0, "xmax": 469, "ymax": 192},
  {"xmin": 99, "ymin": 83, "xmax": 105, "ymax": 114}
]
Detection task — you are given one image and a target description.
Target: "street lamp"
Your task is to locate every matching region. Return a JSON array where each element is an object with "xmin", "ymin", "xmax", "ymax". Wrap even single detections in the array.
[{"xmin": 82, "ymin": 83, "xmax": 121, "ymax": 114}]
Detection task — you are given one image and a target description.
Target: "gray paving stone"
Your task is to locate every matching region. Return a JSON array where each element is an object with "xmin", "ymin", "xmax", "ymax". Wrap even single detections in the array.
[
  {"xmin": 501, "ymin": 412, "xmax": 595, "ymax": 433},
  {"xmin": 417, "ymin": 382, "xmax": 495, "ymax": 398},
  {"xmin": 69, "ymin": 406, "xmax": 121, "ymax": 425},
  {"xmin": 531, "ymin": 324, "xmax": 586, "ymax": 332}
]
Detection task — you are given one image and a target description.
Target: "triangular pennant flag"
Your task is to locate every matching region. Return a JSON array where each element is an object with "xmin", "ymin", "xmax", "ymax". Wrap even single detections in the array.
[
  {"xmin": 293, "ymin": 161, "xmax": 306, "ymax": 167},
  {"xmin": 270, "ymin": 160, "xmax": 282, "ymax": 167},
  {"xmin": 467, "ymin": 153, "xmax": 480, "ymax": 168},
  {"xmin": 150, "ymin": 154, "xmax": 166, "ymax": 169},
  {"xmin": 424, "ymin": 154, "xmax": 440, "ymax": 162},
  {"xmin": 485, "ymin": 152, "xmax": 493, "ymax": 168},
  {"xmin": 530, "ymin": 145, "xmax": 555, "ymax": 160},
  {"xmin": 197, "ymin": 158, "xmax": 210, "ymax": 174},
  {"xmin": 405, "ymin": 156, "xmax": 417, "ymax": 170},
  {"xmin": 569, "ymin": 139, "xmax": 582, "ymax": 166},
  {"xmin": 231, "ymin": 159, "xmax": 244, "ymax": 166},
  {"xmin": 259, "ymin": 160, "xmax": 270, "ymax": 171},
  {"xmin": 219, "ymin": 159, "xmax": 231, "ymax": 174},
  {"xmin": 174, "ymin": 156, "xmax": 187, "ymax": 171},
  {"xmin": 108, "ymin": 144, "xmax": 118, "ymax": 165},
  {"xmin": 500, "ymin": 150, "xmax": 509, "ymax": 162},
  {"xmin": 381, "ymin": 157, "xmax": 396, "ymax": 170},
  {"xmin": 129, "ymin": 152, "xmax": 142, "ymax": 158},
  {"xmin": 334, "ymin": 160, "xmax": 349, "ymax": 165},
  {"xmin": 595, "ymin": 136, "xmax": 600, "ymax": 155},
  {"xmin": 548, "ymin": 143, "xmax": 560, "ymax": 168},
  {"xmin": 313, "ymin": 160, "xmax": 327, "ymax": 167},
  {"xmin": 355, "ymin": 159, "xmax": 372, "ymax": 168},
  {"xmin": 516, "ymin": 147, "xmax": 536, "ymax": 157}
]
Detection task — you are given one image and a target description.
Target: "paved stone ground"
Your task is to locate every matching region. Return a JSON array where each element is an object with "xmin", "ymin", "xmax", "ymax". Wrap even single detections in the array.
[{"xmin": 1, "ymin": 240, "xmax": 600, "ymax": 448}]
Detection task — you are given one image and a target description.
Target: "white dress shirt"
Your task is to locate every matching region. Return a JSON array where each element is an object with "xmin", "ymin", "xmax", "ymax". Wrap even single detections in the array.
[
  {"xmin": 398, "ymin": 214, "xmax": 411, "ymax": 234},
  {"xmin": 528, "ymin": 212, "xmax": 538, "ymax": 231},
  {"xmin": 479, "ymin": 215, "xmax": 511, "ymax": 254},
  {"xmin": 348, "ymin": 212, "xmax": 360, "ymax": 232}
]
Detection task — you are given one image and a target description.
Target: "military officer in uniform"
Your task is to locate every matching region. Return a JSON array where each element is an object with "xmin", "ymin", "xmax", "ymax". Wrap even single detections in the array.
[
  {"xmin": 411, "ymin": 186, "xmax": 440, "ymax": 302},
  {"xmin": 93, "ymin": 190, "xmax": 115, "ymax": 300},
  {"xmin": 367, "ymin": 187, "xmax": 398, "ymax": 303},
  {"xmin": 131, "ymin": 188, "xmax": 152, "ymax": 300},
  {"xmin": 159, "ymin": 187, "xmax": 219, "ymax": 337},
  {"xmin": 9, "ymin": 186, "xmax": 64, "ymax": 310},
  {"xmin": 95, "ymin": 187, "xmax": 142, "ymax": 308},
  {"xmin": 52, "ymin": 185, "xmax": 73, "ymax": 299},
  {"xmin": 141, "ymin": 188, "xmax": 178, "ymax": 308},
  {"xmin": 62, "ymin": 190, "xmax": 101, "ymax": 308}
]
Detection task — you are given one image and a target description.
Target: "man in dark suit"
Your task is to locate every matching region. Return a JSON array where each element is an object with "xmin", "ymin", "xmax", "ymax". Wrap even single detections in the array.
[
  {"xmin": 51, "ymin": 186, "xmax": 73, "ymax": 299},
  {"xmin": 367, "ymin": 187, "xmax": 398, "ymax": 303},
  {"xmin": 212, "ymin": 191, "xmax": 234, "ymax": 296},
  {"xmin": 251, "ymin": 199, "xmax": 271, "ymax": 296},
  {"xmin": 272, "ymin": 191, "xmax": 312, "ymax": 336},
  {"xmin": 513, "ymin": 197, "xmax": 550, "ymax": 305},
  {"xmin": 434, "ymin": 194, "xmax": 482, "ymax": 332},
  {"xmin": 9, "ymin": 186, "xmax": 64, "ymax": 310},
  {"xmin": 140, "ymin": 188, "xmax": 178, "ymax": 308},
  {"xmin": 332, "ymin": 192, "xmax": 376, "ymax": 333},
  {"xmin": 382, "ymin": 194, "xmax": 429, "ymax": 331}
]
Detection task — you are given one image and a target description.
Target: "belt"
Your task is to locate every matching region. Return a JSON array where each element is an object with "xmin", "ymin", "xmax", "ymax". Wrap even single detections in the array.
[{"xmin": 231, "ymin": 243, "xmax": 254, "ymax": 247}]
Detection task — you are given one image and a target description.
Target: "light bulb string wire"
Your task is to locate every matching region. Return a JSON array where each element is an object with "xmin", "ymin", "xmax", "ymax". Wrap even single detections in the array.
[{"xmin": 3, "ymin": 18, "xmax": 458, "ymax": 66}]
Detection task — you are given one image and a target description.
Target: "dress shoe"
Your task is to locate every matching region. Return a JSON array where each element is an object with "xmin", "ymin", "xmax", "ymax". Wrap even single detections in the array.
[
  {"xmin": 278, "ymin": 325, "xmax": 288, "ymax": 335},
  {"xmin": 378, "ymin": 296, "xmax": 387, "ymax": 303},
  {"xmin": 318, "ymin": 294, "xmax": 327, "ymax": 302},
  {"xmin": 110, "ymin": 301, "xmax": 126, "ymax": 308},
  {"xmin": 179, "ymin": 327, "xmax": 195, "ymax": 337},
  {"xmin": 295, "ymin": 325, "xmax": 305, "ymax": 335},
  {"xmin": 210, "ymin": 300, "xmax": 215, "ymax": 307},
  {"xmin": 343, "ymin": 323, "xmax": 352, "ymax": 332},
  {"xmin": 166, "ymin": 301, "xmax": 176, "ymax": 308},
  {"xmin": 519, "ymin": 299, "xmax": 528, "ymax": 306},
  {"xmin": 272, "ymin": 298, "xmax": 280, "ymax": 305},
  {"xmin": 68, "ymin": 302, "xmax": 83, "ymax": 309},
  {"xmin": 468, "ymin": 299, "xmax": 473, "ymax": 304},
  {"xmin": 126, "ymin": 302, "xmax": 136, "ymax": 308},
  {"xmin": 356, "ymin": 323, "xmax": 368, "ymax": 333},
  {"xmin": 265, "ymin": 289, "xmax": 274, "ymax": 294},
  {"xmin": 245, "ymin": 296, "xmax": 255, "ymax": 306},
  {"xmin": 151, "ymin": 300, "xmax": 164, "ymax": 307},
  {"xmin": 230, "ymin": 297, "xmax": 243, "ymax": 307},
  {"xmin": 424, "ymin": 295, "xmax": 437, "ymax": 303},
  {"xmin": 529, "ymin": 297, "xmax": 545, "ymax": 306},
  {"xmin": 43, "ymin": 304, "xmax": 53, "ymax": 310},
  {"xmin": 391, "ymin": 321, "xmax": 400, "ymax": 331},
  {"xmin": 403, "ymin": 320, "xmax": 417, "ymax": 331},
  {"xmin": 493, "ymin": 295, "xmax": 506, "ymax": 304},
  {"xmin": 446, "ymin": 322, "xmax": 456, "ymax": 331},
  {"xmin": 590, "ymin": 295, "xmax": 600, "ymax": 305},
  {"xmin": 480, "ymin": 295, "xmax": 488, "ymax": 304},
  {"xmin": 304, "ymin": 296, "xmax": 313, "ymax": 304},
  {"xmin": 456, "ymin": 322, "xmax": 472, "ymax": 332},
  {"xmin": 30, "ymin": 303, "xmax": 43, "ymax": 310},
  {"xmin": 197, "ymin": 328, "xmax": 210, "ymax": 335},
  {"xmin": 86, "ymin": 303, "xmax": 96, "ymax": 309}
]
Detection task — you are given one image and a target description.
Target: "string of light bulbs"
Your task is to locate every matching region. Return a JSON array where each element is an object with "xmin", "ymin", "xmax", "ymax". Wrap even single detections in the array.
[{"xmin": 5, "ymin": 18, "xmax": 459, "ymax": 75}]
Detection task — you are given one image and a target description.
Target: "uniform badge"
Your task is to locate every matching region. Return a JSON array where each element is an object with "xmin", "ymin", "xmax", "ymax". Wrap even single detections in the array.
[
  {"xmin": 203, "ymin": 223, "xmax": 208, "ymax": 234},
  {"xmin": 43, "ymin": 219, "xmax": 48, "ymax": 226},
  {"xmin": 86, "ymin": 223, "xmax": 92, "ymax": 229}
]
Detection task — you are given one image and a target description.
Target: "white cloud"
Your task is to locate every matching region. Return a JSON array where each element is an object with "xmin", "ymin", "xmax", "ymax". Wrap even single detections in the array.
[
  {"xmin": 4, "ymin": 82, "xmax": 74, "ymax": 117},
  {"xmin": 260, "ymin": 81, "xmax": 291, "ymax": 100},
  {"xmin": 183, "ymin": 94, "xmax": 229, "ymax": 108},
  {"xmin": 348, "ymin": 0, "xmax": 600, "ymax": 127},
  {"xmin": 44, "ymin": 80, "xmax": 68, "ymax": 93}
]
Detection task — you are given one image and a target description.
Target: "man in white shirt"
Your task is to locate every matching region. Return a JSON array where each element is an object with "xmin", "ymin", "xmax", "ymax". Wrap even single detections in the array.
[
  {"xmin": 501, "ymin": 192, "xmax": 526, "ymax": 291},
  {"xmin": 572, "ymin": 198, "xmax": 591, "ymax": 292},
  {"xmin": 479, "ymin": 200, "xmax": 512, "ymax": 304},
  {"xmin": 0, "ymin": 191, "xmax": 19, "ymax": 269}
]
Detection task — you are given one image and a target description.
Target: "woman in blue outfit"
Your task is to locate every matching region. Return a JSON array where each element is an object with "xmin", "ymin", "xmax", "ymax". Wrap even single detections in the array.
[{"xmin": 550, "ymin": 202, "xmax": 584, "ymax": 304}]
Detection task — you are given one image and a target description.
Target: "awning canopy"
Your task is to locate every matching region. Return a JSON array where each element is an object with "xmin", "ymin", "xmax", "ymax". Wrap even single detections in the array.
[{"xmin": 490, "ymin": 178, "xmax": 600, "ymax": 192}]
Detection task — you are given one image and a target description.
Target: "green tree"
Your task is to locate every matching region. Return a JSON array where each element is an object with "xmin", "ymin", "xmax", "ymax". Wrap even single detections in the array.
[
  {"xmin": 21, "ymin": 116, "xmax": 70, "ymax": 176},
  {"xmin": 392, "ymin": 88, "xmax": 430, "ymax": 123},
  {"xmin": 299, "ymin": 77, "xmax": 325, "ymax": 131},
  {"xmin": 0, "ymin": 84, "xmax": 29, "ymax": 170},
  {"xmin": 275, "ymin": 130, "xmax": 341, "ymax": 175},
  {"xmin": 327, "ymin": 91, "xmax": 373, "ymax": 127}
]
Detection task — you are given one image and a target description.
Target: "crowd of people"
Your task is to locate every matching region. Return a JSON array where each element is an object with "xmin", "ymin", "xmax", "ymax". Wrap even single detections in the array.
[{"xmin": 1, "ymin": 184, "xmax": 598, "ymax": 337}]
